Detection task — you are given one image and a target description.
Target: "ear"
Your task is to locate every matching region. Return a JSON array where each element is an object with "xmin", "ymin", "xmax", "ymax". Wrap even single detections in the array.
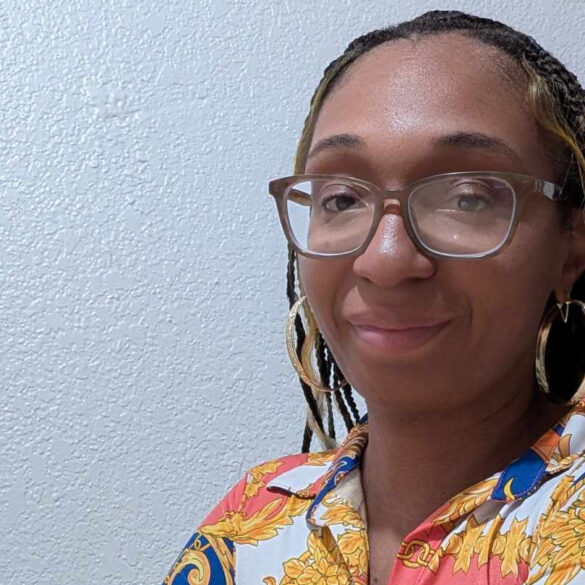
[{"xmin": 555, "ymin": 210, "xmax": 585, "ymax": 300}]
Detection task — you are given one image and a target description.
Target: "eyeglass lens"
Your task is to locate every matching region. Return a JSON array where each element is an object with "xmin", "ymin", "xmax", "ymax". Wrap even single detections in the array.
[{"xmin": 285, "ymin": 176, "xmax": 516, "ymax": 256}]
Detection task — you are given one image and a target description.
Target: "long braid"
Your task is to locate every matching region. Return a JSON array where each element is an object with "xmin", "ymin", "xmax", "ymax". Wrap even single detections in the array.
[
  {"xmin": 325, "ymin": 392, "xmax": 335, "ymax": 440},
  {"xmin": 331, "ymin": 368, "xmax": 356, "ymax": 431},
  {"xmin": 301, "ymin": 420, "xmax": 312, "ymax": 454},
  {"xmin": 289, "ymin": 238, "xmax": 360, "ymax": 449},
  {"xmin": 315, "ymin": 331, "xmax": 332, "ymax": 388},
  {"xmin": 315, "ymin": 332, "xmax": 357, "ymax": 432},
  {"xmin": 286, "ymin": 247, "xmax": 315, "ymax": 452},
  {"xmin": 315, "ymin": 332, "xmax": 336, "ymax": 439},
  {"xmin": 333, "ymin": 388, "xmax": 355, "ymax": 432},
  {"xmin": 288, "ymin": 9, "xmax": 585, "ymax": 449},
  {"xmin": 286, "ymin": 245, "xmax": 328, "ymax": 452},
  {"xmin": 341, "ymin": 383, "xmax": 361, "ymax": 425}
]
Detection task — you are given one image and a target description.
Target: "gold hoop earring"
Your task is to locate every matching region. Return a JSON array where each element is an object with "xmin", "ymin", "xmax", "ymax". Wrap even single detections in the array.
[
  {"xmin": 536, "ymin": 298, "xmax": 585, "ymax": 404},
  {"xmin": 286, "ymin": 295, "xmax": 346, "ymax": 393}
]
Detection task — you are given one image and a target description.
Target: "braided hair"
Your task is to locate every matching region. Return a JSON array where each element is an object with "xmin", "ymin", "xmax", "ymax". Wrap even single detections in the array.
[{"xmin": 289, "ymin": 10, "xmax": 585, "ymax": 452}]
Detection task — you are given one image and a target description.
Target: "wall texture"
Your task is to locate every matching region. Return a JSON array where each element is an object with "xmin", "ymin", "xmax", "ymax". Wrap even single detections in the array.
[{"xmin": 1, "ymin": 1, "xmax": 584, "ymax": 583}]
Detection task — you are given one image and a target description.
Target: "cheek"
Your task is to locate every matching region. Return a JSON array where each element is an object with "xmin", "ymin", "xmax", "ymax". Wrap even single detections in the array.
[
  {"xmin": 464, "ymin": 224, "xmax": 564, "ymax": 355},
  {"xmin": 298, "ymin": 257, "xmax": 349, "ymax": 336}
]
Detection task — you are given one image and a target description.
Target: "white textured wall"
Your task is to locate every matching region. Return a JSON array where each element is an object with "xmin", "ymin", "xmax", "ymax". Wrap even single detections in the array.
[{"xmin": 1, "ymin": 1, "xmax": 584, "ymax": 583}]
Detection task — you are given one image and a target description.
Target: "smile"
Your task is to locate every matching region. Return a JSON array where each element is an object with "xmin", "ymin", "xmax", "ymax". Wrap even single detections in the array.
[{"xmin": 350, "ymin": 320, "xmax": 452, "ymax": 354}]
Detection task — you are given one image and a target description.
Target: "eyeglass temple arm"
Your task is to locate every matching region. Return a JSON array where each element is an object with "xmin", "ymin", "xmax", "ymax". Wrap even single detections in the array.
[
  {"xmin": 268, "ymin": 179, "xmax": 310, "ymax": 206},
  {"xmin": 284, "ymin": 188, "xmax": 311, "ymax": 206},
  {"xmin": 536, "ymin": 179, "xmax": 565, "ymax": 202}
]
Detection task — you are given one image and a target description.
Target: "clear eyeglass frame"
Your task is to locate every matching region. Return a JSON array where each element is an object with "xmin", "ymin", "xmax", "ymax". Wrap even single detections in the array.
[{"xmin": 268, "ymin": 171, "xmax": 566, "ymax": 260}]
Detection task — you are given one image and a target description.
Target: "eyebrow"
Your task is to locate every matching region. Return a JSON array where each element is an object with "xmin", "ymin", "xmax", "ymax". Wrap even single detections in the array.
[
  {"xmin": 306, "ymin": 133, "xmax": 365, "ymax": 160},
  {"xmin": 305, "ymin": 131, "xmax": 521, "ymax": 162},
  {"xmin": 435, "ymin": 131, "xmax": 521, "ymax": 160}
]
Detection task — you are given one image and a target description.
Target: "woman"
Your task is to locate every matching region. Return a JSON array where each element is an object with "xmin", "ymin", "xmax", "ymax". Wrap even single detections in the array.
[{"xmin": 163, "ymin": 11, "xmax": 585, "ymax": 585}]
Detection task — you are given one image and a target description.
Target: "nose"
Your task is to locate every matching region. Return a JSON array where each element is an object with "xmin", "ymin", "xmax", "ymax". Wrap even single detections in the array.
[{"xmin": 352, "ymin": 204, "xmax": 435, "ymax": 288}]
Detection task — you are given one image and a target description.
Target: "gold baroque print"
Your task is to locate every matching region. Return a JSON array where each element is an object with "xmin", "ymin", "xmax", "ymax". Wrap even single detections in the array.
[
  {"xmin": 336, "ymin": 422, "xmax": 368, "ymax": 461},
  {"xmin": 264, "ymin": 527, "xmax": 352, "ymax": 585},
  {"xmin": 318, "ymin": 428, "xmax": 368, "ymax": 492},
  {"xmin": 397, "ymin": 539, "xmax": 438, "ymax": 570},
  {"xmin": 242, "ymin": 460, "xmax": 284, "ymax": 504},
  {"xmin": 319, "ymin": 494, "xmax": 368, "ymax": 581},
  {"xmin": 164, "ymin": 533, "xmax": 234, "ymax": 585},
  {"xmin": 433, "ymin": 478, "xmax": 499, "ymax": 528},
  {"xmin": 527, "ymin": 478, "xmax": 585, "ymax": 585},
  {"xmin": 201, "ymin": 494, "xmax": 312, "ymax": 545},
  {"xmin": 307, "ymin": 451, "xmax": 337, "ymax": 466},
  {"xmin": 337, "ymin": 530, "xmax": 368, "ymax": 580},
  {"xmin": 320, "ymin": 493, "xmax": 366, "ymax": 530},
  {"xmin": 436, "ymin": 514, "xmax": 532, "ymax": 577}
]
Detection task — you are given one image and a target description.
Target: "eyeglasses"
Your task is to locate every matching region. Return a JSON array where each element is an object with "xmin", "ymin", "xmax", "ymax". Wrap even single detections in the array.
[{"xmin": 268, "ymin": 171, "xmax": 566, "ymax": 259}]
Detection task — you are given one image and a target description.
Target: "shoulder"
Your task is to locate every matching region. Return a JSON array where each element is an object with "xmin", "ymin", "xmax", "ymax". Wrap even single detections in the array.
[
  {"xmin": 198, "ymin": 448, "xmax": 338, "ymax": 532},
  {"xmin": 161, "ymin": 448, "xmax": 338, "ymax": 585}
]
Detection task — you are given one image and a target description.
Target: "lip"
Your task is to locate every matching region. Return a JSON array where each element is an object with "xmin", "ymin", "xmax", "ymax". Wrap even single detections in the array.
[{"xmin": 348, "ymin": 319, "xmax": 453, "ymax": 354}]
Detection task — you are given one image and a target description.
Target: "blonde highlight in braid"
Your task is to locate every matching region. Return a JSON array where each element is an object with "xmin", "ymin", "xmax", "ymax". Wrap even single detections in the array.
[
  {"xmin": 298, "ymin": 296, "xmax": 322, "ymax": 391},
  {"xmin": 522, "ymin": 58, "xmax": 585, "ymax": 212},
  {"xmin": 293, "ymin": 51, "xmax": 360, "ymax": 175}
]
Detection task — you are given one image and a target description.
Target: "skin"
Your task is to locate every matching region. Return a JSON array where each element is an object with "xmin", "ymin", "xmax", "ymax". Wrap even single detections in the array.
[{"xmin": 298, "ymin": 33, "xmax": 585, "ymax": 582}]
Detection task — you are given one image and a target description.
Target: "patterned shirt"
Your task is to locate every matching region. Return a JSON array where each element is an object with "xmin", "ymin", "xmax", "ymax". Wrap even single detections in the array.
[{"xmin": 163, "ymin": 400, "xmax": 585, "ymax": 585}]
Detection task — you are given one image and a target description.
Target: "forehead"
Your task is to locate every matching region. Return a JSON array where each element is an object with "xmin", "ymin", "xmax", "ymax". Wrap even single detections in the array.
[{"xmin": 308, "ymin": 34, "xmax": 548, "ymax": 176}]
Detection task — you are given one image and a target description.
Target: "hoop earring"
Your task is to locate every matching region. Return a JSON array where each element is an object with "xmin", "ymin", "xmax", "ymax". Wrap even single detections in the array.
[
  {"xmin": 286, "ymin": 295, "xmax": 346, "ymax": 393},
  {"xmin": 536, "ymin": 298, "xmax": 585, "ymax": 404}
]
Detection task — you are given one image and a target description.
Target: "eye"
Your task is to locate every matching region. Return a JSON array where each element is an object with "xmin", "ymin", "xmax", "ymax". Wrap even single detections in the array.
[
  {"xmin": 323, "ymin": 192, "xmax": 359, "ymax": 212},
  {"xmin": 315, "ymin": 184, "xmax": 364, "ymax": 213},
  {"xmin": 452, "ymin": 193, "xmax": 490, "ymax": 212},
  {"xmin": 442, "ymin": 182, "xmax": 495, "ymax": 212}
]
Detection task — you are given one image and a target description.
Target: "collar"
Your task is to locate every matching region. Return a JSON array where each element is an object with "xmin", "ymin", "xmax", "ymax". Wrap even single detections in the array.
[
  {"xmin": 492, "ymin": 399, "xmax": 585, "ymax": 500},
  {"xmin": 265, "ymin": 414, "xmax": 369, "ymax": 498},
  {"xmin": 266, "ymin": 401, "xmax": 585, "ymax": 520},
  {"xmin": 266, "ymin": 414, "xmax": 369, "ymax": 530}
]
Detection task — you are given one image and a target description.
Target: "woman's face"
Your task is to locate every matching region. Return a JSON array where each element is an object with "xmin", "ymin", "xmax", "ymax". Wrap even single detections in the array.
[{"xmin": 299, "ymin": 34, "xmax": 581, "ymax": 413}]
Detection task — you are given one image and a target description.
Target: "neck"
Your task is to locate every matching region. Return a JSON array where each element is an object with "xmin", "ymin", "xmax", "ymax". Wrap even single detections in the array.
[{"xmin": 360, "ymin": 381, "xmax": 571, "ymax": 538}]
